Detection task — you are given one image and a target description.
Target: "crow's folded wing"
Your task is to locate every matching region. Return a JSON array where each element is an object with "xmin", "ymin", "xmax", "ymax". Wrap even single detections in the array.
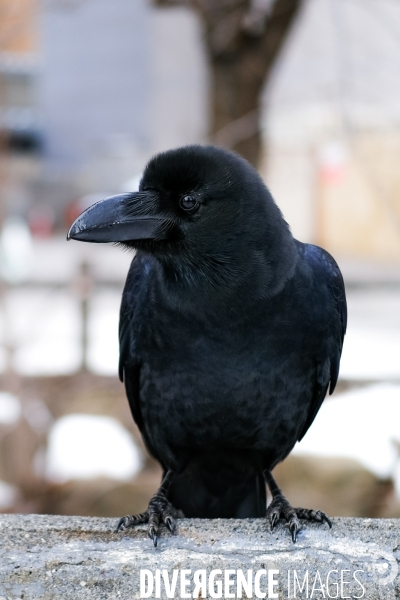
[
  {"xmin": 298, "ymin": 244, "xmax": 347, "ymax": 442},
  {"xmin": 119, "ymin": 254, "xmax": 150, "ymax": 432}
]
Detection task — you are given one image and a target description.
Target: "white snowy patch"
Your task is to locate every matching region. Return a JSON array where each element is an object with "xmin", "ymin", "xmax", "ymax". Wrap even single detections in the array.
[
  {"xmin": 9, "ymin": 290, "xmax": 81, "ymax": 376},
  {"xmin": 0, "ymin": 480, "xmax": 19, "ymax": 509},
  {"xmin": 294, "ymin": 384, "xmax": 400, "ymax": 488},
  {"xmin": 340, "ymin": 328, "xmax": 400, "ymax": 380},
  {"xmin": 45, "ymin": 414, "xmax": 142, "ymax": 482},
  {"xmin": 0, "ymin": 216, "xmax": 33, "ymax": 283},
  {"xmin": 86, "ymin": 291, "xmax": 120, "ymax": 376},
  {"xmin": 0, "ymin": 392, "xmax": 21, "ymax": 425},
  {"xmin": 340, "ymin": 288, "xmax": 400, "ymax": 380}
]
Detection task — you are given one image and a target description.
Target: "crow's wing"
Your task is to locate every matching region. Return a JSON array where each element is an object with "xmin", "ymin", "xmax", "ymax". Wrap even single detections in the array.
[
  {"xmin": 119, "ymin": 254, "xmax": 150, "ymax": 432},
  {"xmin": 298, "ymin": 244, "xmax": 347, "ymax": 442}
]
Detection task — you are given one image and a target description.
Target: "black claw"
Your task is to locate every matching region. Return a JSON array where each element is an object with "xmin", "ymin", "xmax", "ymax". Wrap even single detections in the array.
[
  {"xmin": 324, "ymin": 515, "xmax": 332, "ymax": 528},
  {"xmin": 289, "ymin": 522, "xmax": 299, "ymax": 543},
  {"xmin": 149, "ymin": 526, "xmax": 158, "ymax": 547},
  {"xmin": 270, "ymin": 513, "xmax": 278, "ymax": 530},
  {"xmin": 115, "ymin": 517, "xmax": 125, "ymax": 533},
  {"xmin": 165, "ymin": 516, "xmax": 175, "ymax": 534}
]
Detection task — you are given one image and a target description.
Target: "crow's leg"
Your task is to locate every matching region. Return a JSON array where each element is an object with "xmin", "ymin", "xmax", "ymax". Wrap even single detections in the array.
[
  {"xmin": 115, "ymin": 470, "xmax": 183, "ymax": 546},
  {"xmin": 264, "ymin": 470, "xmax": 332, "ymax": 543}
]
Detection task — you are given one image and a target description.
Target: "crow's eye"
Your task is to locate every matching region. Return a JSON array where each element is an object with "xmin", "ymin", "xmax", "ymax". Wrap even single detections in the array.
[{"xmin": 180, "ymin": 195, "xmax": 199, "ymax": 213}]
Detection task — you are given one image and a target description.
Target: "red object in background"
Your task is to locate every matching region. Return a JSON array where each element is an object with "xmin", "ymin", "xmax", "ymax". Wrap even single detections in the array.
[
  {"xmin": 28, "ymin": 206, "xmax": 55, "ymax": 238},
  {"xmin": 65, "ymin": 198, "xmax": 83, "ymax": 229},
  {"xmin": 319, "ymin": 163, "xmax": 345, "ymax": 184},
  {"xmin": 318, "ymin": 141, "xmax": 348, "ymax": 184}
]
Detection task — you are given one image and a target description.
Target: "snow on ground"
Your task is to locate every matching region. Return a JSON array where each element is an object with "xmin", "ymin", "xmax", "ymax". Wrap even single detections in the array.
[
  {"xmin": 340, "ymin": 328, "xmax": 400, "ymax": 380},
  {"xmin": 86, "ymin": 291, "xmax": 120, "ymax": 376},
  {"xmin": 9, "ymin": 289, "xmax": 82, "ymax": 376},
  {"xmin": 294, "ymin": 383, "xmax": 400, "ymax": 495},
  {"xmin": 339, "ymin": 288, "xmax": 400, "ymax": 380},
  {"xmin": 0, "ymin": 288, "xmax": 120, "ymax": 377},
  {"xmin": 45, "ymin": 414, "xmax": 142, "ymax": 482},
  {"xmin": 0, "ymin": 481, "xmax": 19, "ymax": 509},
  {"xmin": 0, "ymin": 392, "xmax": 21, "ymax": 425}
]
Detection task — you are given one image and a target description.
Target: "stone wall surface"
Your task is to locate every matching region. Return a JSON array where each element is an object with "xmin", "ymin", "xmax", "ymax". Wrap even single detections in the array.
[{"xmin": 0, "ymin": 515, "xmax": 399, "ymax": 599}]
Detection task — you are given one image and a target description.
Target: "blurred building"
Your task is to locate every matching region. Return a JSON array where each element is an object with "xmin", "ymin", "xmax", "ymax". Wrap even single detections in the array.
[
  {"xmin": 0, "ymin": 0, "xmax": 41, "ymax": 224},
  {"xmin": 0, "ymin": 0, "xmax": 39, "ymax": 151},
  {"xmin": 38, "ymin": 0, "xmax": 207, "ymax": 197}
]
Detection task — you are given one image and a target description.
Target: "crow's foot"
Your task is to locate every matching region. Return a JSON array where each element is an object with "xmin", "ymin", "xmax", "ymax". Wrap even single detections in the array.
[
  {"xmin": 266, "ymin": 496, "xmax": 332, "ymax": 542},
  {"xmin": 115, "ymin": 484, "xmax": 183, "ymax": 546},
  {"xmin": 115, "ymin": 470, "xmax": 183, "ymax": 546}
]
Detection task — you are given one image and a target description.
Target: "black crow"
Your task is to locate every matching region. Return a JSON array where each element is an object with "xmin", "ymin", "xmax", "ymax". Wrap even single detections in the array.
[{"xmin": 68, "ymin": 145, "xmax": 346, "ymax": 545}]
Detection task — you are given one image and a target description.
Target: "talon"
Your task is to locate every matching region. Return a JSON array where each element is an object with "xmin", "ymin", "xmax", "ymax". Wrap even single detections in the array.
[
  {"xmin": 165, "ymin": 516, "xmax": 176, "ymax": 534},
  {"xmin": 289, "ymin": 521, "xmax": 299, "ymax": 543},
  {"xmin": 323, "ymin": 514, "xmax": 332, "ymax": 528},
  {"xmin": 149, "ymin": 526, "xmax": 158, "ymax": 547},
  {"xmin": 270, "ymin": 513, "xmax": 278, "ymax": 530},
  {"xmin": 115, "ymin": 517, "xmax": 126, "ymax": 532}
]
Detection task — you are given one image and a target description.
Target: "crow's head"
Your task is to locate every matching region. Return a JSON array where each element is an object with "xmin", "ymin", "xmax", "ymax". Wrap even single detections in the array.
[{"xmin": 68, "ymin": 145, "xmax": 295, "ymax": 296}]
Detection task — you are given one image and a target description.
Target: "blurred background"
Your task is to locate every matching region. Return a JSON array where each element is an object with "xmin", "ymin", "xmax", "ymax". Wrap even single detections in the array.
[{"xmin": 0, "ymin": 0, "xmax": 399, "ymax": 519}]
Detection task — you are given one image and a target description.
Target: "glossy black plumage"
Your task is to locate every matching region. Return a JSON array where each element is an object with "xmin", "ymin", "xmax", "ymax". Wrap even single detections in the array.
[{"xmin": 68, "ymin": 145, "xmax": 346, "ymax": 543}]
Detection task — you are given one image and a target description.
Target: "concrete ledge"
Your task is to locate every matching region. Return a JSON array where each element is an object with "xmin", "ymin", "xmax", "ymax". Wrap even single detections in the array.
[{"xmin": 0, "ymin": 515, "xmax": 399, "ymax": 599}]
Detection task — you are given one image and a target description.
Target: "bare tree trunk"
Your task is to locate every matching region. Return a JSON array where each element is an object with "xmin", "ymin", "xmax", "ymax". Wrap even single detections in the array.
[
  {"xmin": 210, "ymin": 57, "xmax": 263, "ymax": 167},
  {"xmin": 209, "ymin": 0, "xmax": 302, "ymax": 167},
  {"xmin": 153, "ymin": 0, "xmax": 303, "ymax": 167}
]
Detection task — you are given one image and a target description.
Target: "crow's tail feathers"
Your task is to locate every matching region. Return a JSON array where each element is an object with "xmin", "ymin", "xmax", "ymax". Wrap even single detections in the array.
[{"xmin": 167, "ymin": 463, "xmax": 266, "ymax": 519}]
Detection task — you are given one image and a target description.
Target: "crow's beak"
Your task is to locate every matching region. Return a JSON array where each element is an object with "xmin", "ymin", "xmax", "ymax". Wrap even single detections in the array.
[{"xmin": 67, "ymin": 192, "xmax": 169, "ymax": 243}]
